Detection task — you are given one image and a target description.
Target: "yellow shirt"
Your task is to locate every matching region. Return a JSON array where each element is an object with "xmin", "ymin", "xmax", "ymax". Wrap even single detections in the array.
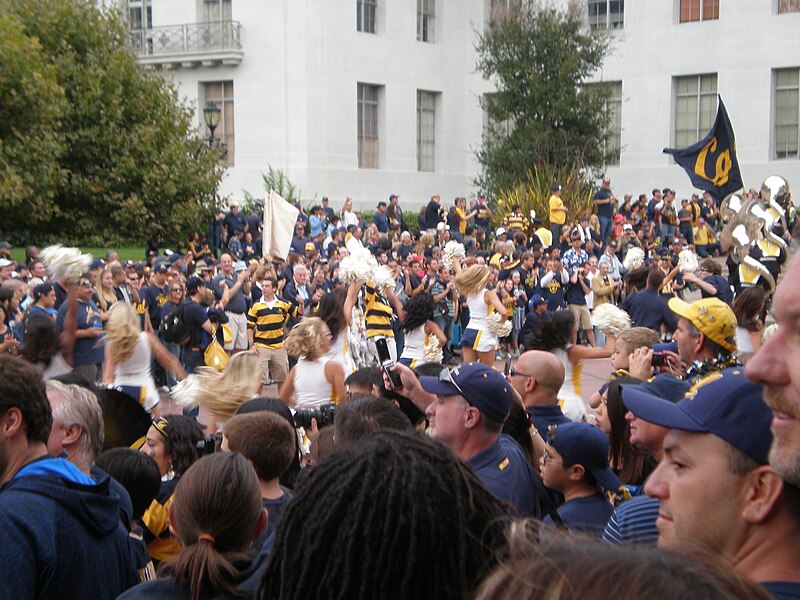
[
  {"xmin": 456, "ymin": 207, "xmax": 468, "ymax": 234},
  {"xmin": 549, "ymin": 195, "xmax": 566, "ymax": 225}
]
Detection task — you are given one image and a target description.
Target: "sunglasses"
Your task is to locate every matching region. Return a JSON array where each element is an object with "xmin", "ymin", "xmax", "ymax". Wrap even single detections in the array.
[
  {"xmin": 507, "ymin": 368, "xmax": 532, "ymax": 379},
  {"xmin": 171, "ymin": 287, "xmax": 183, "ymax": 292},
  {"xmin": 78, "ymin": 279, "xmax": 91, "ymax": 286},
  {"xmin": 438, "ymin": 368, "xmax": 466, "ymax": 400}
]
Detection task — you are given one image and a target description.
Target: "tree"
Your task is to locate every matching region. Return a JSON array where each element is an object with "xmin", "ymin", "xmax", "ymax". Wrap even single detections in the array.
[
  {"xmin": 476, "ymin": 0, "xmax": 613, "ymax": 196},
  {"xmin": 0, "ymin": 0, "xmax": 224, "ymax": 245}
]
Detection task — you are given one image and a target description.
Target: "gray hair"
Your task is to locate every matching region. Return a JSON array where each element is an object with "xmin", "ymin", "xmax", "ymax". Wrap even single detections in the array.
[{"xmin": 46, "ymin": 380, "xmax": 104, "ymax": 466}]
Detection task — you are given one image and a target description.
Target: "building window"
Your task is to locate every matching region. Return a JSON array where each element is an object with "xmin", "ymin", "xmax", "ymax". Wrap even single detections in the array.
[
  {"xmin": 600, "ymin": 82, "xmax": 623, "ymax": 165},
  {"xmin": 779, "ymin": 0, "xmax": 800, "ymax": 13},
  {"xmin": 357, "ymin": 0, "xmax": 377, "ymax": 33},
  {"xmin": 679, "ymin": 0, "xmax": 719, "ymax": 23},
  {"xmin": 674, "ymin": 74, "xmax": 717, "ymax": 148},
  {"xmin": 202, "ymin": 81, "xmax": 235, "ymax": 166},
  {"xmin": 128, "ymin": 0, "xmax": 151, "ymax": 29},
  {"xmin": 418, "ymin": 0, "xmax": 435, "ymax": 42},
  {"xmin": 775, "ymin": 68, "xmax": 800, "ymax": 159},
  {"xmin": 489, "ymin": 0, "xmax": 522, "ymax": 24},
  {"xmin": 588, "ymin": 0, "xmax": 624, "ymax": 30},
  {"xmin": 417, "ymin": 91, "xmax": 436, "ymax": 172},
  {"xmin": 358, "ymin": 83, "xmax": 379, "ymax": 169},
  {"xmin": 204, "ymin": 0, "xmax": 232, "ymax": 22}
]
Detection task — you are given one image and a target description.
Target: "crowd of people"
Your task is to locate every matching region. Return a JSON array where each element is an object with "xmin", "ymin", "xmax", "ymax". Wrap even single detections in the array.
[{"xmin": 0, "ymin": 177, "xmax": 799, "ymax": 599}]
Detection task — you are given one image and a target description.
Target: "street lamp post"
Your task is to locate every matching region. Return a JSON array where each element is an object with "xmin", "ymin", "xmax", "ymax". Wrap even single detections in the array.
[{"xmin": 202, "ymin": 102, "xmax": 221, "ymax": 145}]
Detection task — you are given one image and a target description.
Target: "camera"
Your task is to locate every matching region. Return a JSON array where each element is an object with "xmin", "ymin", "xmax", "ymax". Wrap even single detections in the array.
[
  {"xmin": 196, "ymin": 433, "xmax": 222, "ymax": 456},
  {"xmin": 651, "ymin": 352, "xmax": 667, "ymax": 367},
  {"xmin": 293, "ymin": 403, "xmax": 336, "ymax": 429}
]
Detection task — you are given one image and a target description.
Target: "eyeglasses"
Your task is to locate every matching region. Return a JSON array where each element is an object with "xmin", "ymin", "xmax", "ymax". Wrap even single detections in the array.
[
  {"xmin": 438, "ymin": 367, "xmax": 467, "ymax": 400},
  {"xmin": 171, "ymin": 288, "xmax": 183, "ymax": 292},
  {"xmin": 541, "ymin": 451, "xmax": 562, "ymax": 465},
  {"xmin": 508, "ymin": 368, "xmax": 532, "ymax": 379}
]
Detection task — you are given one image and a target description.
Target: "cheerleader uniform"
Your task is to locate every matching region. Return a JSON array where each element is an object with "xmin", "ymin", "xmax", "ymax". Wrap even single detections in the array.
[{"xmin": 459, "ymin": 290, "xmax": 498, "ymax": 353}]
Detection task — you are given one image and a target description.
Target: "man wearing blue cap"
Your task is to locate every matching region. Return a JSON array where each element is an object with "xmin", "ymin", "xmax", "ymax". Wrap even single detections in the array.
[
  {"xmin": 391, "ymin": 362, "xmax": 544, "ymax": 517},
  {"xmin": 625, "ymin": 368, "xmax": 800, "ymax": 598},
  {"xmin": 541, "ymin": 422, "xmax": 621, "ymax": 537}
]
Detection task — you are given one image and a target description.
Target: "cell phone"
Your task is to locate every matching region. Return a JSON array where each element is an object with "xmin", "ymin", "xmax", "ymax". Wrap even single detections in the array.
[
  {"xmin": 375, "ymin": 337, "xmax": 403, "ymax": 389},
  {"xmin": 651, "ymin": 352, "xmax": 667, "ymax": 367}
]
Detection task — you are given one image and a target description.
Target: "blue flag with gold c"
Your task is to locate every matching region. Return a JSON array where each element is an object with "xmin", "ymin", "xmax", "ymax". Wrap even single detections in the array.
[{"xmin": 663, "ymin": 96, "xmax": 744, "ymax": 201}]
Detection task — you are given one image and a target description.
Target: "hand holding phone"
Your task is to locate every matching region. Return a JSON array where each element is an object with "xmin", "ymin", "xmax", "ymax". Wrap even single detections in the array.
[{"xmin": 375, "ymin": 337, "xmax": 402, "ymax": 389}]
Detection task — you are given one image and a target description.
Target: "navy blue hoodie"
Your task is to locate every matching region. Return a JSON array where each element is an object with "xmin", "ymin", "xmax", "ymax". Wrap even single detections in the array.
[{"xmin": 0, "ymin": 457, "xmax": 137, "ymax": 599}]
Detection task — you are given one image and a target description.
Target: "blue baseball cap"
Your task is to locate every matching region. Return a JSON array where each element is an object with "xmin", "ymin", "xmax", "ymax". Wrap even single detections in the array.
[
  {"xmin": 621, "ymin": 373, "xmax": 690, "ymax": 407},
  {"xmin": 419, "ymin": 362, "xmax": 514, "ymax": 423},
  {"xmin": 622, "ymin": 368, "xmax": 771, "ymax": 465},
  {"xmin": 547, "ymin": 422, "xmax": 622, "ymax": 492},
  {"xmin": 528, "ymin": 294, "xmax": 547, "ymax": 310},
  {"xmin": 154, "ymin": 263, "xmax": 168, "ymax": 273}
]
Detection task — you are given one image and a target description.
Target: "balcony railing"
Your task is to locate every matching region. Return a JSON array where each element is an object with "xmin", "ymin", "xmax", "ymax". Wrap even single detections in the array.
[{"xmin": 129, "ymin": 21, "xmax": 243, "ymax": 68}]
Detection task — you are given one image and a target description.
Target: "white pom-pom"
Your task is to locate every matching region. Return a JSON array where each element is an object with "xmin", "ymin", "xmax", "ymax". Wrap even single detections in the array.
[
  {"xmin": 487, "ymin": 312, "xmax": 512, "ymax": 338},
  {"xmin": 441, "ymin": 241, "xmax": 466, "ymax": 269},
  {"xmin": 590, "ymin": 304, "xmax": 631, "ymax": 336},
  {"xmin": 678, "ymin": 249, "xmax": 699, "ymax": 273},
  {"xmin": 372, "ymin": 265, "xmax": 395, "ymax": 297},
  {"xmin": 340, "ymin": 246, "xmax": 377, "ymax": 284},
  {"xmin": 170, "ymin": 374, "xmax": 201, "ymax": 409},
  {"xmin": 622, "ymin": 247, "xmax": 644, "ymax": 271},
  {"xmin": 762, "ymin": 323, "xmax": 779, "ymax": 344},
  {"xmin": 423, "ymin": 333, "xmax": 443, "ymax": 364},
  {"xmin": 40, "ymin": 244, "xmax": 93, "ymax": 283}
]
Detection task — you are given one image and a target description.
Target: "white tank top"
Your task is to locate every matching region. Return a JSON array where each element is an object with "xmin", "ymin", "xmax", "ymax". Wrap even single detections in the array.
[
  {"xmin": 294, "ymin": 357, "xmax": 335, "ymax": 408},
  {"xmin": 400, "ymin": 325, "xmax": 428, "ymax": 363},
  {"xmin": 553, "ymin": 346, "xmax": 586, "ymax": 422},
  {"xmin": 735, "ymin": 326, "xmax": 754, "ymax": 354},
  {"xmin": 326, "ymin": 331, "xmax": 355, "ymax": 374},
  {"xmin": 114, "ymin": 332, "xmax": 159, "ymax": 411},
  {"xmin": 466, "ymin": 291, "xmax": 490, "ymax": 331}
]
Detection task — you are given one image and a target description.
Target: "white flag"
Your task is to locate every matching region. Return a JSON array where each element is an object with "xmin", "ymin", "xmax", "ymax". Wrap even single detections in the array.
[{"xmin": 262, "ymin": 190, "xmax": 300, "ymax": 260}]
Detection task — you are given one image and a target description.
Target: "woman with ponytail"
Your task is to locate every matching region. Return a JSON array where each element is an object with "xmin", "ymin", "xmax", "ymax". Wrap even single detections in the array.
[{"xmin": 120, "ymin": 452, "xmax": 268, "ymax": 600}]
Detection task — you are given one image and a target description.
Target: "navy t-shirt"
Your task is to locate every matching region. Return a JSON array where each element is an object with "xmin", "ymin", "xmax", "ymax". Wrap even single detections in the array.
[
  {"xmin": 763, "ymin": 582, "xmax": 800, "ymax": 600},
  {"xmin": 544, "ymin": 492, "xmax": 614, "ymax": 537},
  {"xmin": 56, "ymin": 299, "xmax": 104, "ymax": 366},
  {"xmin": 701, "ymin": 274, "xmax": 733, "ymax": 305},
  {"xmin": 594, "ymin": 188, "xmax": 614, "ymax": 218},
  {"xmin": 468, "ymin": 434, "xmax": 541, "ymax": 518},
  {"xmin": 139, "ymin": 284, "xmax": 169, "ymax": 331},
  {"xmin": 565, "ymin": 280, "xmax": 588, "ymax": 306},
  {"xmin": 181, "ymin": 300, "xmax": 209, "ymax": 348},
  {"xmin": 372, "ymin": 211, "xmax": 389, "ymax": 233}
]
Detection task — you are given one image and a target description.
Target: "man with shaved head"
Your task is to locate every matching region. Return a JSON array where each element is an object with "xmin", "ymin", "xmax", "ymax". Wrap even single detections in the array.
[{"xmin": 508, "ymin": 350, "xmax": 570, "ymax": 437}]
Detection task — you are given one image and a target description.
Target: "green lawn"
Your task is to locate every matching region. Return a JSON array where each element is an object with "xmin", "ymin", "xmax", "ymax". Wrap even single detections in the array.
[{"xmin": 11, "ymin": 246, "xmax": 146, "ymax": 265}]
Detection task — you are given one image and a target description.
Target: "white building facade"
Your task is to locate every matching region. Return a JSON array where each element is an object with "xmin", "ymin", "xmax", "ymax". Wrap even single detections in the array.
[{"xmin": 129, "ymin": 0, "xmax": 800, "ymax": 209}]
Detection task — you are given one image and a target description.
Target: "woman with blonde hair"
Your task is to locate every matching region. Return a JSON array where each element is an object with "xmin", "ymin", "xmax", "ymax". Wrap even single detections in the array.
[
  {"xmin": 93, "ymin": 268, "xmax": 118, "ymax": 320},
  {"xmin": 103, "ymin": 302, "xmax": 186, "ymax": 413},
  {"xmin": 414, "ymin": 232, "xmax": 436, "ymax": 257},
  {"xmin": 189, "ymin": 352, "xmax": 262, "ymax": 433},
  {"xmin": 279, "ymin": 317, "xmax": 346, "ymax": 407},
  {"xmin": 452, "ymin": 262, "xmax": 507, "ymax": 366}
]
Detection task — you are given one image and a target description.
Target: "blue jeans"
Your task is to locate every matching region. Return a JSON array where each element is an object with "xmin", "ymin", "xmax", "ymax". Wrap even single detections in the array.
[
  {"xmin": 164, "ymin": 341, "xmax": 182, "ymax": 389},
  {"xmin": 598, "ymin": 215, "xmax": 613, "ymax": 243},
  {"xmin": 434, "ymin": 314, "xmax": 454, "ymax": 362}
]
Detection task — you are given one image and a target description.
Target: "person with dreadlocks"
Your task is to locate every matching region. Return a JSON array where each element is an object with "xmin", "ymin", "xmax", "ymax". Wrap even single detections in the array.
[
  {"xmin": 397, "ymin": 292, "xmax": 446, "ymax": 368},
  {"xmin": 257, "ymin": 430, "xmax": 511, "ymax": 600}
]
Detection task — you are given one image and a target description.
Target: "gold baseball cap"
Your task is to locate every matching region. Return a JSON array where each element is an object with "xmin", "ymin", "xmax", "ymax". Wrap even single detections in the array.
[{"xmin": 668, "ymin": 297, "xmax": 737, "ymax": 352}]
